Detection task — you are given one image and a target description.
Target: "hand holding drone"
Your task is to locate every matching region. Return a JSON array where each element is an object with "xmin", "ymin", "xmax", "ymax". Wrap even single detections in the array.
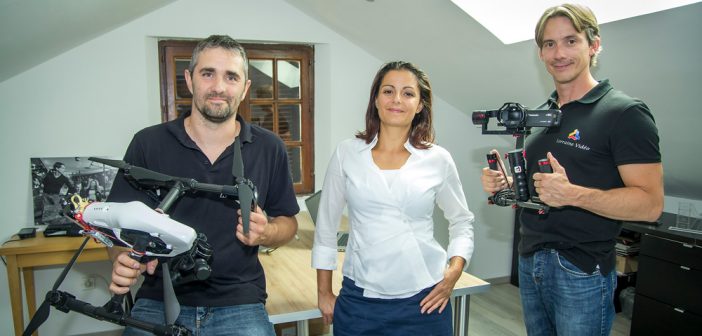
[
  {"xmin": 22, "ymin": 194, "xmax": 206, "ymax": 336},
  {"xmin": 23, "ymin": 157, "xmax": 258, "ymax": 336},
  {"xmin": 473, "ymin": 102, "xmax": 562, "ymax": 214}
]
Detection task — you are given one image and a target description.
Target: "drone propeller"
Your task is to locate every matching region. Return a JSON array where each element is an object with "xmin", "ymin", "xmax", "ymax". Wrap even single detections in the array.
[
  {"xmin": 89, "ymin": 157, "xmax": 174, "ymax": 186},
  {"xmin": 232, "ymin": 137, "xmax": 255, "ymax": 233},
  {"xmin": 237, "ymin": 182, "xmax": 254, "ymax": 233},
  {"xmin": 161, "ymin": 261, "xmax": 180, "ymax": 325},
  {"xmin": 23, "ymin": 237, "xmax": 91, "ymax": 336}
]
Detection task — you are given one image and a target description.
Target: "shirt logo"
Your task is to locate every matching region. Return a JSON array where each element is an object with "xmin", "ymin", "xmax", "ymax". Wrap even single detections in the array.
[
  {"xmin": 556, "ymin": 128, "xmax": 590, "ymax": 151},
  {"xmin": 568, "ymin": 129, "xmax": 580, "ymax": 141}
]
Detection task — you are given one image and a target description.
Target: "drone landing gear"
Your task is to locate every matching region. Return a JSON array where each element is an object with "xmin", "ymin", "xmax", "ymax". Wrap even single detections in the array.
[
  {"xmin": 43, "ymin": 289, "xmax": 188, "ymax": 336},
  {"xmin": 22, "ymin": 237, "xmax": 191, "ymax": 336},
  {"xmin": 105, "ymin": 236, "xmax": 184, "ymax": 334}
]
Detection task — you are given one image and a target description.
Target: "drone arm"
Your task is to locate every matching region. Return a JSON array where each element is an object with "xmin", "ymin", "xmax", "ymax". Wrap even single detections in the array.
[
  {"xmin": 187, "ymin": 179, "xmax": 254, "ymax": 234},
  {"xmin": 50, "ymin": 290, "xmax": 189, "ymax": 336},
  {"xmin": 88, "ymin": 157, "xmax": 255, "ymax": 234},
  {"xmin": 158, "ymin": 180, "xmax": 187, "ymax": 213}
]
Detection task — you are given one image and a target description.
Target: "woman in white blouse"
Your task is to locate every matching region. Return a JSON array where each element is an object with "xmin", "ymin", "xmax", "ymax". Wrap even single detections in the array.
[{"xmin": 312, "ymin": 61, "xmax": 475, "ymax": 335}]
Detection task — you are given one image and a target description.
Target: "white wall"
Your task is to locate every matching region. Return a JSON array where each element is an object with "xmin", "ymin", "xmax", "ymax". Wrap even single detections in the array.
[{"xmin": 0, "ymin": 0, "xmax": 380, "ymax": 334}]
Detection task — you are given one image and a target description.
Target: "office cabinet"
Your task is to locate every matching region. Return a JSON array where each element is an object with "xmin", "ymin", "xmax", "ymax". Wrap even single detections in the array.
[
  {"xmin": 630, "ymin": 225, "xmax": 702, "ymax": 335},
  {"xmin": 631, "ymin": 294, "xmax": 702, "ymax": 335}
]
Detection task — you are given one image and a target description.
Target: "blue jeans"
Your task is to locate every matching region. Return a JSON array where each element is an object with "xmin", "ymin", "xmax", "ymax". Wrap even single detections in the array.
[
  {"xmin": 123, "ymin": 298, "xmax": 275, "ymax": 336},
  {"xmin": 518, "ymin": 249, "xmax": 616, "ymax": 336}
]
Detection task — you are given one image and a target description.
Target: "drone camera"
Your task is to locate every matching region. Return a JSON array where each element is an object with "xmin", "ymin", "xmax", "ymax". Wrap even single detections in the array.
[{"xmin": 171, "ymin": 233, "xmax": 213, "ymax": 285}]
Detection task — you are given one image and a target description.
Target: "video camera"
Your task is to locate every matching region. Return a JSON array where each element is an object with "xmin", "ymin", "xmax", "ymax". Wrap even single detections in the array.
[
  {"xmin": 473, "ymin": 102, "xmax": 562, "ymax": 214},
  {"xmin": 472, "ymin": 102, "xmax": 561, "ymax": 135}
]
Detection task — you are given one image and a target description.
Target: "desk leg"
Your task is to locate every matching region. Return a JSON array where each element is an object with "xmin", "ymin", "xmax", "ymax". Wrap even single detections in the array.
[
  {"xmin": 451, "ymin": 295, "xmax": 470, "ymax": 336},
  {"xmin": 23, "ymin": 267, "xmax": 38, "ymax": 335},
  {"xmin": 6, "ymin": 255, "xmax": 24, "ymax": 336},
  {"xmin": 296, "ymin": 320, "xmax": 309, "ymax": 336}
]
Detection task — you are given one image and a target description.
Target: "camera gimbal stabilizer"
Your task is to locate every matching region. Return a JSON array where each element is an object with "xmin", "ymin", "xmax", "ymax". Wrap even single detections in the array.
[
  {"xmin": 472, "ymin": 102, "xmax": 562, "ymax": 214},
  {"xmin": 23, "ymin": 157, "xmax": 259, "ymax": 336}
]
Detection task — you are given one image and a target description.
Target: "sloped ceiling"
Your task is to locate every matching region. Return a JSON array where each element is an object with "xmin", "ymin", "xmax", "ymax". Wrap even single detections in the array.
[{"xmin": 0, "ymin": 0, "xmax": 175, "ymax": 82}]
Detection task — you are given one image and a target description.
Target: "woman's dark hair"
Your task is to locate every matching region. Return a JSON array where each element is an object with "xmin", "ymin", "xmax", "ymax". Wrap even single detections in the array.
[{"xmin": 356, "ymin": 61, "xmax": 434, "ymax": 149}]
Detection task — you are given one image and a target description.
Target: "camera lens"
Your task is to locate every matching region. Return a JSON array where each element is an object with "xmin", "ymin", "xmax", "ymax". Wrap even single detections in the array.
[
  {"xmin": 194, "ymin": 259, "xmax": 211, "ymax": 280},
  {"xmin": 472, "ymin": 111, "xmax": 488, "ymax": 125},
  {"xmin": 500, "ymin": 105, "xmax": 525, "ymax": 128}
]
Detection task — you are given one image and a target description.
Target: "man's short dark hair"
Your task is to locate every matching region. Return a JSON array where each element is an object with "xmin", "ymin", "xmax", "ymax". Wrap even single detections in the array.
[{"xmin": 189, "ymin": 35, "xmax": 249, "ymax": 80}]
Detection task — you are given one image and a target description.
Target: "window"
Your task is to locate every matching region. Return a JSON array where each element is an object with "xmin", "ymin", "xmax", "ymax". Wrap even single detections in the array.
[{"xmin": 158, "ymin": 40, "xmax": 315, "ymax": 194}]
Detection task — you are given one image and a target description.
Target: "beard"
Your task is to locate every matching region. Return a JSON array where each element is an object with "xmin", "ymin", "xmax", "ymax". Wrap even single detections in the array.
[{"xmin": 194, "ymin": 93, "xmax": 238, "ymax": 124}]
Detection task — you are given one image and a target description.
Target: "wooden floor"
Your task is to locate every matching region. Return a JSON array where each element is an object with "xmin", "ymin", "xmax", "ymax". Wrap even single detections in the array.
[{"xmin": 467, "ymin": 282, "xmax": 631, "ymax": 336}]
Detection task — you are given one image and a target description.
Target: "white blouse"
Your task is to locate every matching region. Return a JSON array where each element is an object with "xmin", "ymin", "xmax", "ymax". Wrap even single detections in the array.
[{"xmin": 311, "ymin": 137, "xmax": 475, "ymax": 298}]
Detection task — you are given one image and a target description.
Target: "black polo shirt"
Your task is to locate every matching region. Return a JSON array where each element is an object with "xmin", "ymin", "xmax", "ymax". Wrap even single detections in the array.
[
  {"xmin": 519, "ymin": 79, "xmax": 660, "ymax": 275},
  {"xmin": 108, "ymin": 112, "xmax": 299, "ymax": 306}
]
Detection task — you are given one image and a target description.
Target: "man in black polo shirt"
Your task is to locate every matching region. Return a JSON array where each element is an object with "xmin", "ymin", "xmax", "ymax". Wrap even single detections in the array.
[
  {"xmin": 480, "ymin": 4, "xmax": 663, "ymax": 335},
  {"xmin": 108, "ymin": 35, "xmax": 299, "ymax": 336}
]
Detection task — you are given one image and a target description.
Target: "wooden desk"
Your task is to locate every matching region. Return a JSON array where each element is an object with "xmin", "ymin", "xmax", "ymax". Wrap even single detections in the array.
[
  {"xmin": 262, "ymin": 212, "xmax": 490, "ymax": 336},
  {"xmin": 0, "ymin": 234, "xmax": 109, "ymax": 336}
]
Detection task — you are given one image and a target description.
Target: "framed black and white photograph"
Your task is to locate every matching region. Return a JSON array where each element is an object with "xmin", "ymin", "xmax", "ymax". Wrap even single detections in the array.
[{"xmin": 31, "ymin": 156, "xmax": 119, "ymax": 225}]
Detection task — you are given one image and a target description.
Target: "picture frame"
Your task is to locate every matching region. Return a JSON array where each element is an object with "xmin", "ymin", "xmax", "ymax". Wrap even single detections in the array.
[{"xmin": 31, "ymin": 156, "xmax": 119, "ymax": 225}]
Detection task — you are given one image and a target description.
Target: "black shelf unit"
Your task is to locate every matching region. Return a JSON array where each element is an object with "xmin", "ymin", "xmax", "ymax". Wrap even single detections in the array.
[{"xmin": 624, "ymin": 213, "xmax": 702, "ymax": 335}]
